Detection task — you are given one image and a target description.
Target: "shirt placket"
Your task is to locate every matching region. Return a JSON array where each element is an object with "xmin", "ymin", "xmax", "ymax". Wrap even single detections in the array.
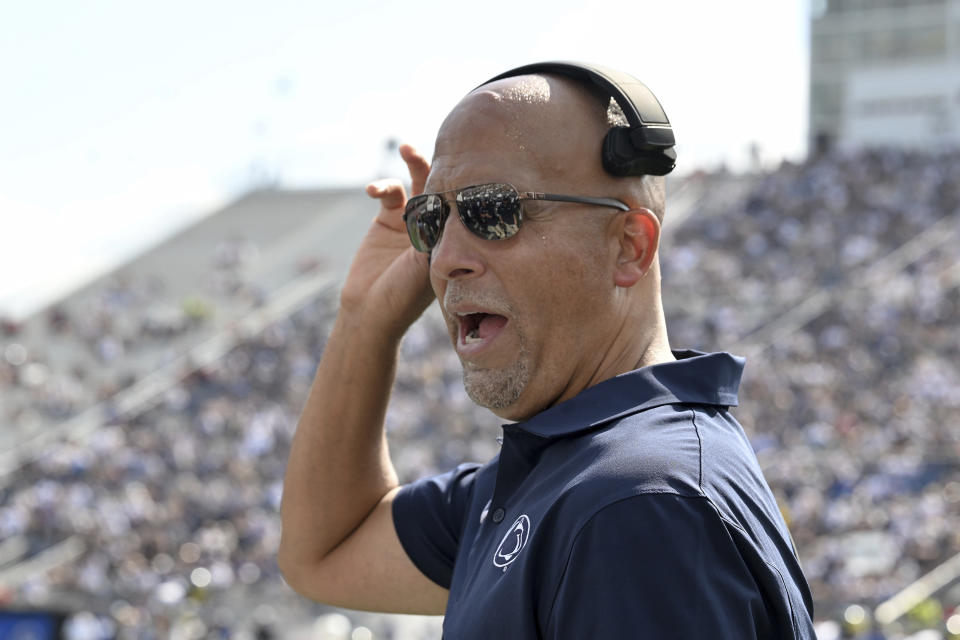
[{"xmin": 486, "ymin": 425, "xmax": 548, "ymax": 526}]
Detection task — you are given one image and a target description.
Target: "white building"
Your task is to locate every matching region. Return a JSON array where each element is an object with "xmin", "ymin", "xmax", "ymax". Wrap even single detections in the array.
[{"xmin": 809, "ymin": 0, "xmax": 960, "ymax": 150}]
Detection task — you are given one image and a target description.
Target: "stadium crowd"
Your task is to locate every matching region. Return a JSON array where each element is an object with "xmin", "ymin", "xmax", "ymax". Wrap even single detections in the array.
[
  {"xmin": 0, "ymin": 236, "xmax": 258, "ymax": 447},
  {"xmin": 0, "ymin": 146, "xmax": 958, "ymax": 638}
]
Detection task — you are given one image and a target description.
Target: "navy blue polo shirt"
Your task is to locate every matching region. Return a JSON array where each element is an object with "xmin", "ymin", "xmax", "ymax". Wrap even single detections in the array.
[{"xmin": 393, "ymin": 351, "xmax": 815, "ymax": 639}]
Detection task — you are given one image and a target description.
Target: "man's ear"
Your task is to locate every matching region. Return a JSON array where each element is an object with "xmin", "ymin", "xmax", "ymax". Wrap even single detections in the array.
[{"xmin": 613, "ymin": 208, "xmax": 660, "ymax": 288}]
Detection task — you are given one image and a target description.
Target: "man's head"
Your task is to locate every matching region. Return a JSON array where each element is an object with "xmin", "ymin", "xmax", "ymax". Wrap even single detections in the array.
[{"xmin": 421, "ymin": 71, "xmax": 672, "ymax": 421}]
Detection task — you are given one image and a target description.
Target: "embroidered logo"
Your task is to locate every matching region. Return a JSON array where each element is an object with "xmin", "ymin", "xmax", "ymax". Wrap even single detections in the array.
[{"xmin": 493, "ymin": 515, "xmax": 531, "ymax": 568}]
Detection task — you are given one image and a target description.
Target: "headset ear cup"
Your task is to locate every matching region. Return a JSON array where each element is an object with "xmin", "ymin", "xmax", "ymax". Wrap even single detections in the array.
[
  {"xmin": 602, "ymin": 128, "xmax": 636, "ymax": 176},
  {"xmin": 602, "ymin": 128, "xmax": 676, "ymax": 177}
]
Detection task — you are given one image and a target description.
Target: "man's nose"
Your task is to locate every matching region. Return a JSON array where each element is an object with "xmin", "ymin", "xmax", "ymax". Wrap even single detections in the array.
[{"xmin": 430, "ymin": 206, "xmax": 486, "ymax": 282}]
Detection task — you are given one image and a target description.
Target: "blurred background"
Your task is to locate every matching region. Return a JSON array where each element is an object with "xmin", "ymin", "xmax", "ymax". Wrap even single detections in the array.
[{"xmin": 0, "ymin": 0, "xmax": 958, "ymax": 638}]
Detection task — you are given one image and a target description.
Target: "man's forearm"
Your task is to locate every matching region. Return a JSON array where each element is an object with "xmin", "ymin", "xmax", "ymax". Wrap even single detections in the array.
[{"xmin": 279, "ymin": 310, "xmax": 401, "ymax": 572}]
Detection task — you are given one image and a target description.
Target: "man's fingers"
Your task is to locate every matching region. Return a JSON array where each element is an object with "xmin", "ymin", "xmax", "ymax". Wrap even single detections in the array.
[
  {"xmin": 399, "ymin": 144, "xmax": 430, "ymax": 196},
  {"xmin": 366, "ymin": 179, "xmax": 409, "ymax": 232},
  {"xmin": 366, "ymin": 179, "xmax": 408, "ymax": 211}
]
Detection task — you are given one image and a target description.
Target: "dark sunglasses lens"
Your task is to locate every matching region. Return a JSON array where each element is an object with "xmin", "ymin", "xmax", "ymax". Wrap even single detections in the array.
[
  {"xmin": 457, "ymin": 184, "xmax": 522, "ymax": 241},
  {"xmin": 405, "ymin": 194, "xmax": 446, "ymax": 252}
]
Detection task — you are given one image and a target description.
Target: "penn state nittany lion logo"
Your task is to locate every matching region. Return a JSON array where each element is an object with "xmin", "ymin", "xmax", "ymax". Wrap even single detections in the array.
[{"xmin": 493, "ymin": 515, "xmax": 531, "ymax": 568}]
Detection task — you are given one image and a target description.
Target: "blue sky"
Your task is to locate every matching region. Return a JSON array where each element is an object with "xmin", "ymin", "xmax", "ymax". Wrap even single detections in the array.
[{"xmin": 0, "ymin": 0, "xmax": 809, "ymax": 319}]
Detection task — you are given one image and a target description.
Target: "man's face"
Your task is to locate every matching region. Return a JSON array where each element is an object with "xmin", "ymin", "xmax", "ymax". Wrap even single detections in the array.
[{"xmin": 423, "ymin": 77, "xmax": 625, "ymax": 421}]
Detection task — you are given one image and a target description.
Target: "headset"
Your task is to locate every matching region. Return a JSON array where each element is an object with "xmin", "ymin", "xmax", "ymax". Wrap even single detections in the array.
[{"xmin": 478, "ymin": 61, "xmax": 677, "ymax": 177}]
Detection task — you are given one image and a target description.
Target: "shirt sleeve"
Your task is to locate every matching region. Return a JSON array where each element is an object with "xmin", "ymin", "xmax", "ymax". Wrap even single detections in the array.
[
  {"xmin": 546, "ymin": 493, "xmax": 788, "ymax": 640},
  {"xmin": 391, "ymin": 463, "xmax": 481, "ymax": 589}
]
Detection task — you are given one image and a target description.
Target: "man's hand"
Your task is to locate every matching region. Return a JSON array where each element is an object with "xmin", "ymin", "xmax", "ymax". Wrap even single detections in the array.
[
  {"xmin": 279, "ymin": 143, "xmax": 449, "ymax": 615},
  {"xmin": 340, "ymin": 144, "xmax": 435, "ymax": 340}
]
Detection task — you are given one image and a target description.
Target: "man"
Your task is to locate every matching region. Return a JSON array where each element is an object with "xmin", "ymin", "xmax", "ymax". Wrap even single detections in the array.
[{"xmin": 279, "ymin": 64, "xmax": 815, "ymax": 638}]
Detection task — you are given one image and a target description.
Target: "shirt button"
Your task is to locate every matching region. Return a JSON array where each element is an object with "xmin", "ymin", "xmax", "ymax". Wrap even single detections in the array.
[{"xmin": 492, "ymin": 508, "xmax": 505, "ymax": 523}]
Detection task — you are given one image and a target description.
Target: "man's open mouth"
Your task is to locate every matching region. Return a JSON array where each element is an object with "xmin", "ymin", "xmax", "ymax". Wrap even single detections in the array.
[{"xmin": 459, "ymin": 312, "xmax": 508, "ymax": 345}]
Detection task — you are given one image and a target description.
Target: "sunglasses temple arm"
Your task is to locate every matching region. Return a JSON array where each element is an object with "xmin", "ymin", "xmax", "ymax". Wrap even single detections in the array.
[{"xmin": 524, "ymin": 192, "xmax": 630, "ymax": 211}]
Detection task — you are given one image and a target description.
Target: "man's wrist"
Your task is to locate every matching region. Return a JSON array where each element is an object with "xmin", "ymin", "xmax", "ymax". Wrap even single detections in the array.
[{"xmin": 330, "ymin": 306, "xmax": 405, "ymax": 358}]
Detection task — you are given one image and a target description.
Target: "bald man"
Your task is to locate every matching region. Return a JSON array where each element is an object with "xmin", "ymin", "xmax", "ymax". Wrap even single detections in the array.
[{"xmin": 279, "ymin": 65, "xmax": 815, "ymax": 638}]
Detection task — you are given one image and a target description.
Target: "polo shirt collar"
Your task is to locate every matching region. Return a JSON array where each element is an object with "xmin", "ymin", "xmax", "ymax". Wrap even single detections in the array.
[{"xmin": 511, "ymin": 350, "xmax": 745, "ymax": 439}]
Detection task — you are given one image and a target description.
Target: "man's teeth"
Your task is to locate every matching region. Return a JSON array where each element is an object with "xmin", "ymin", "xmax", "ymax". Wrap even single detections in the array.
[{"xmin": 465, "ymin": 329, "xmax": 481, "ymax": 344}]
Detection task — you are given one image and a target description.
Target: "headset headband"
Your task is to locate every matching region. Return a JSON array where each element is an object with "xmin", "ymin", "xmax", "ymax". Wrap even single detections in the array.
[{"xmin": 477, "ymin": 61, "xmax": 677, "ymax": 177}]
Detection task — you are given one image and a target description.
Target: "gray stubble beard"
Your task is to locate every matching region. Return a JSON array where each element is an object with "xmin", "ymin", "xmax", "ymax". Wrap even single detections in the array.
[
  {"xmin": 444, "ymin": 287, "xmax": 531, "ymax": 411},
  {"xmin": 461, "ymin": 340, "xmax": 531, "ymax": 410}
]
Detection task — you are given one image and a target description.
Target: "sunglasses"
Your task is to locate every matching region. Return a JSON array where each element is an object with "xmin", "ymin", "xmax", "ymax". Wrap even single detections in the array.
[{"xmin": 402, "ymin": 182, "xmax": 630, "ymax": 253}]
